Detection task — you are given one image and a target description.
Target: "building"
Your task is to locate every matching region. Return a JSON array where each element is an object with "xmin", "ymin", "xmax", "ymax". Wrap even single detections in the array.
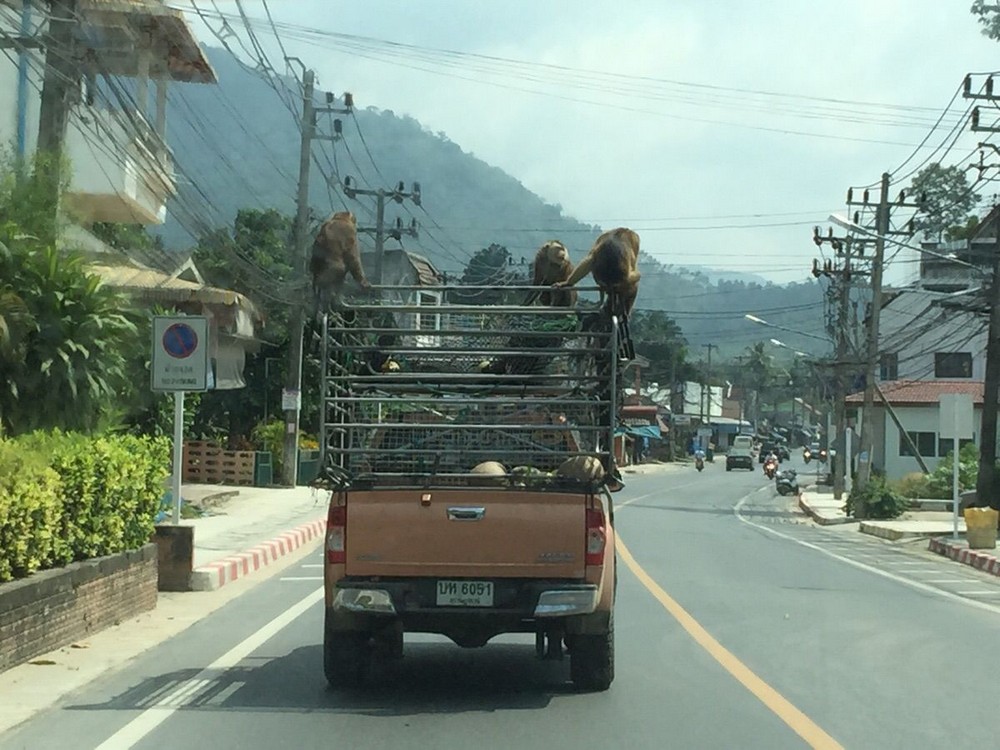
[
  {"xmin": 1, "ymin": 0, "xmax": 216, "ymax": 224},
  {"xmin": 1, "ymin": 1, "xmax": 266, "ymax": 389},
  {"xmin": 847, "ymin": 381, "xmax": 983, "ymax": 481}
]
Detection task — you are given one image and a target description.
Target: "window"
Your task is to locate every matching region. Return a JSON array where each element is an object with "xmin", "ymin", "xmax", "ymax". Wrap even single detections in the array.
[
  {"xmin": 938, "ymin": 436, "xmax": 976, "ymax": 457},
  {"xmin": 879, "ymin": 352, "xmax": 898, "ymax": 381},
  {"xmin": 934, "ymin": 352, "xmax": 972, "ymax": 378},
  {"xmin": 899, "ymin": 430, "xmax": 937, "ymax": 458}
]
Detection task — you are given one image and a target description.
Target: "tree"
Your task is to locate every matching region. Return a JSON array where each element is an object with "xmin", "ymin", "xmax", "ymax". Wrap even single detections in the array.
[
  {"xmin": 450, "ymin": 243, "xmax": 522, "ymax": 305},
  {"xmin": 971, "ymin": 0, "xmax": 1000, "ymax": 40},
  {"xmin": 188, "ymin": 209, "xmax": 296, "ymax": 445},
  {"xmin": 629, "ymin": 310, "xmax": 694, "ymax": 385},
  {"xmin": 909, "ymin": 163, "xmax": 980, "ymax": 241},
  {"xmin": 0, "ymin": 241, "xmax": 138, "ymax": 434}
]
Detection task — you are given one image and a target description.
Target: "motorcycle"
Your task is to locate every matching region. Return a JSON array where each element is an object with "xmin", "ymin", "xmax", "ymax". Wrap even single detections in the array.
[
  {"xmin": 803, "ymin": 448, "xmax": 812, "ymax": 464},
  {"xmin": 763, "ymin": 456, "xmax": 778, "ymax": 479},
  {"xmin": 776, "ymin": 468, "xmax": 799, "ymax": 496},
  {"xmin": 694, "ymin": 450, "xmax": 705, "ymax": 472}
]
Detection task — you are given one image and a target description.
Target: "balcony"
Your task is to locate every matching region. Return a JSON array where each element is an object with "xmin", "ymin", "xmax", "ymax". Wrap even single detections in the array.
[{"xmin": 62, "ymin": 106, "xmax": 174, "ymax": 225}]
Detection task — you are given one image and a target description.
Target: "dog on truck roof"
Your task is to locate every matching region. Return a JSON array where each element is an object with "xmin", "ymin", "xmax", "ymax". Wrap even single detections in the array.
[{"xmin": 532, "ymin": 240, "xmax": 577, "ymax": 307}]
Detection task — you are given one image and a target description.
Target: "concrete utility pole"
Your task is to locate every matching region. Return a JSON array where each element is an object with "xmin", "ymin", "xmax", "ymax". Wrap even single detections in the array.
[
  {"xmin": 701, "ymin": 344, "xmax": 717, "ymax": 446},
  {"xmin": 976, "ymin": 210, "xmax": 1000, "ymax": 509},
  {"xmin": 853, "ymin": 172, "xmax": 891, "ymax": 506},
  {"xmin": 343, "ymin": 177, "xmax": 421, "ymax": 284},
  {"xmin": 281, "ymin": 67, "xmax": 316, "ymax": 489},
  {"xmin": 812, "ymin": 230, "xmax": 861, "ymax": 501},
  {"xmin": 281, "ymin": 67, "xmax": 352, "ymax": 487},
  {"xmin": 36, "ymin": 0, "xmax": 79, "ymax": 221}
]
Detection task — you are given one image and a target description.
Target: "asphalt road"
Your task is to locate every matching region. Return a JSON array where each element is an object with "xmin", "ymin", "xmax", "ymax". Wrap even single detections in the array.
[{"xmin": 4, "ymin": 458, "xmax": 1000, "ymax": 750}]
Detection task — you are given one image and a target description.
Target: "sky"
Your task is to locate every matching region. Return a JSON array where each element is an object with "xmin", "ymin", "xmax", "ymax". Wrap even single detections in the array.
[{"xmin": 170, "ymin": 0, "xmax": 1000, "ymax": 286}]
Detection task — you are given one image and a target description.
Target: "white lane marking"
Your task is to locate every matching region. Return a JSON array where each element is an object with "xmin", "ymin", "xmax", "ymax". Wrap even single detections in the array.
[
  {"xmin": 204, "ymin": 681, "xmax": 245, "ymax": 707},
  {"xmin": 94, "ymin": 587, "xmax": 323, "ymax": 750},
  {"xmin": 955, "ymin": 590, "xmax": 1000, "ymax": 596},
  {"xmin": 301, "ymin": 564, "xmax": 324, "ymax": 568},
  {"xmin": 280, "ymin": 576, "xmax": 324, "ymax": 581},
  {"xmin": 733, "ymin": 490, "xmax": 1000, "ymax": 617},
  {"xmin": 616, "ymin": 478, "xmax": 722, "ymax": 512},
  {"xmin": 924, "ymin": 579, "xmax": 979, "ymax": 584}
]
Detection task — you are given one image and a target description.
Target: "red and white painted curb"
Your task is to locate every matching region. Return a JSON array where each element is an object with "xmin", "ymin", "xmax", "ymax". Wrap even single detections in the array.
[
  {"xmin": 928, "ymin": 537, "xmax": 1000, "ymax": 577},
  {"xmin": 190, "ymin": 516, "xmax": 327, "ymax": 591}
]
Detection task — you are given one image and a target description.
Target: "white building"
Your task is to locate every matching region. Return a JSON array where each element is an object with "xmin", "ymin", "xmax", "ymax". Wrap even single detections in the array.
[
  {"xmin": 1, "ymin": 0, "xmax": 263, "ymax": 388},
  {"xmin": 1, "ymin": 0, "xmax": 216, "ymax": 224}
]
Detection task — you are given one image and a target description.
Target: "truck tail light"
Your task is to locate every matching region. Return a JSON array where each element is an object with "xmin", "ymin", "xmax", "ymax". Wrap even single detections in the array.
[
  {"xmin": 327, "ymin": 503, "xmax": 346, "ymax": 564},
  {"xmin": 585, "ymin": 507, "xmax": 606, "ymax": 566}
]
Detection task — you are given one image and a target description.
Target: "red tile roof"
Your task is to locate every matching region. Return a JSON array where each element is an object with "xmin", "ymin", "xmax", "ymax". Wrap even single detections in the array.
[{"xmin": 846, "ymin": 380, "xmax": 985, "ymax": 405}]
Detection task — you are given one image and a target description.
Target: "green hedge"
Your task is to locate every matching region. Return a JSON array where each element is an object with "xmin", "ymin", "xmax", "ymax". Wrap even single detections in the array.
[{"xmin": 0, "ymin": 431, "xmax": 170, "ymax": 582}]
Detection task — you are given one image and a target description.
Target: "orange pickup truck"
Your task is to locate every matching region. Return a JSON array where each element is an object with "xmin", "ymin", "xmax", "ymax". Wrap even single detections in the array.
[{"xmin": 317, "ymin": 286, "xmax": 628, "ymax": 691}]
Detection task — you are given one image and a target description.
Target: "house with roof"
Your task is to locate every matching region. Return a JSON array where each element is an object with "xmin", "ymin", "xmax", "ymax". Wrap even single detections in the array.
[
  {"xmin": 1, "ymin": 0, "xmax": 265, "ymax": 388},
  {"xmin": 849, "ymin": 211, "xmax": 994, "ymax": 481}
]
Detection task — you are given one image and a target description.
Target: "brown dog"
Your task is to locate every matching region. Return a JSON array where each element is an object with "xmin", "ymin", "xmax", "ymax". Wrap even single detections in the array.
[
  {"xmin": 555, "ymin": 227, "xmax": 640, "ymax": 314},
  {"xmin": 532, "ymin": 240, "xmax": 577, "ymax": 307},
  {"xmin": 310, "ymin": 211, "xmax": 370, "ymax": 305}
]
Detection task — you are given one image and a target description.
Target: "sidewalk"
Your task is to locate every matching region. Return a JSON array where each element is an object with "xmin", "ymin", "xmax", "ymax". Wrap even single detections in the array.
[
  {"xmin": 859, "ymin": 513, "xmax": 965, "ymax": 542},
  {"xmin": 171, "ymin": 483, "xmax": 330, "ymax": 591},
  {"xmin": 798, "ymin": 487, "xmax": 853, "ymax": 526},
  {"xmin": 929, "ymin": 537, "xmax": 1000, "ymax": 578}
]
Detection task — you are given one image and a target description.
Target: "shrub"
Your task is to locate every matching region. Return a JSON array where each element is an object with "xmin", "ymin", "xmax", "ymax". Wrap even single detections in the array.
[
  {"xmin": 846, "ymin": 476, "xmax": 909, "ymax": 520},
  {"xmin": 0, "ymin": 431, "xmax": 170, "ymax": 580},
  {"xmin": 0, "ymin": 441, "xmax": 63, "ymax": 581},
  {"xmin": 925, "ymin": 443, "xmax": 980, "ymax": 499},
  {"xmin": 893, "ymin": 472, "xmax": 933, "ymax": 500}
]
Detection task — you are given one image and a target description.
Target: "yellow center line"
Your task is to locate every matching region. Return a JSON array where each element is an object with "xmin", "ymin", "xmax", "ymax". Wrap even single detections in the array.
[{"xmin": 616, "ymin": 536, "xmax": 844, "ymax": 750}]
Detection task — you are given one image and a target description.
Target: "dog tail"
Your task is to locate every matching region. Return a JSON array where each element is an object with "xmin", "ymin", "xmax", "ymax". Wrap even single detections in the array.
[{"xmin": 591, "ymin": 235, "xmax": 630, "ymax": 287}]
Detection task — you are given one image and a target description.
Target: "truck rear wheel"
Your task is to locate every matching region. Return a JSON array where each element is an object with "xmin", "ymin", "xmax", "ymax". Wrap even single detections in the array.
[
  {"xmin": 570, "ymin": 612, "xmax": 614, "ymax": 691},
  {"xmin": 324, "ymin": 614, "xmax": 371, "ymax": 689}
]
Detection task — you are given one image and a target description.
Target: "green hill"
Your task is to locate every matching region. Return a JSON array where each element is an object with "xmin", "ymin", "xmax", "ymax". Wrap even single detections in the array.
[{"xmin": 158, "ymin": 47, "xmax": 827, "ymax": 356}]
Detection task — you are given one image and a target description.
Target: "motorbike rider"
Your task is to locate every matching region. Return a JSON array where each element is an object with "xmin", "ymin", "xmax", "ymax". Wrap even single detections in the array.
[
  {"xmin": 694, "ymin": 448, "xmax": 706, "ymax": 471},
  {"xmin": 763, "ymin": 451, "xmax": 778, "ymax": 477}
]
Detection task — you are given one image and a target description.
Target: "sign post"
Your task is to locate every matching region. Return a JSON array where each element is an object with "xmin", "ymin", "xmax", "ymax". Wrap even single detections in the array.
[
  {"xmin": 152, "ymin": 316, "xmax": 210, "ymax": 525},
  {"xmin": 939, "ymin": 394, "xmax": 974, "ymax": 541}
]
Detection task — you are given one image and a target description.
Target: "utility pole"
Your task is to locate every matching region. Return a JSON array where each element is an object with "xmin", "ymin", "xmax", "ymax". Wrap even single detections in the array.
[
  {"xmin": 36, "ymin": 0, "xmax": 79, "ymax": 223},
  {"xmin": 976, "ymin": 209, "xmax": 1000, "ymax": 509},
  {"xmin": 812, "ymin": 228, "xmax": 860, "ymax": 502},
  {"xmin": 343, "ymin": 177, "xmax": 421, "ymax": 285},
  {"xmin": 965, "ymin": 77, "xmax": 1000, "ymax": 510},
  {"xmin": 702, "ymin": 343, "xmax": 717, "ymax": 449},
  {"xmin": 853, "ymin": 172, "xmax": 890, "ymax": 501},
  {"xmin": 281, "ymin": 67, "xmax": 316, "ymax": 489},
  {"xmin": 280, "ymin": 65, "xmax": 352, "ymax": 487}
]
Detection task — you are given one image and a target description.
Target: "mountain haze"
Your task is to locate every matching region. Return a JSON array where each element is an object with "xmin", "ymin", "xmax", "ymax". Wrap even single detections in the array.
[{"xmin": 158, "ymin": 47, "xmax": 827, "ymax": 355}]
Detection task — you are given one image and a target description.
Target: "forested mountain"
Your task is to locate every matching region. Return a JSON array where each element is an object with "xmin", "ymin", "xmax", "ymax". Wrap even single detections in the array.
[{"xmin": 157, "ymin": 47, "xmax": 827, "ymax": 356}]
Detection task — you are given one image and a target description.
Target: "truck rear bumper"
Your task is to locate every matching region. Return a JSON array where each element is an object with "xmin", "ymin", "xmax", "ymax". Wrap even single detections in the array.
[{"xmin": 329, "ymin": 577, "xmax": 607, "ymax": 644}]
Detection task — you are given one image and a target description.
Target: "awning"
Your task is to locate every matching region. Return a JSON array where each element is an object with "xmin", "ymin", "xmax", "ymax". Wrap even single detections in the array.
[{"xmin": 615, "ymin": 425, "xmax": 661, "ymax": 440}]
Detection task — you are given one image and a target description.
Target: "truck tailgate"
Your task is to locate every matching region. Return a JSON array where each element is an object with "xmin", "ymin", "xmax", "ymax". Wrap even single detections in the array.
[{"xmin": 345, "ymin": 489, "xmax": 586, "ymax": 579}]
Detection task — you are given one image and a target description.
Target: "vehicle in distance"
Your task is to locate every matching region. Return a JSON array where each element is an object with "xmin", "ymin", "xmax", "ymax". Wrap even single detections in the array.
[
  {"xmin": 726, "ymin": 435, "xmax": 755, "ymax": 471},
  {"xmin": 319, "ymin": 288, "xmax": 624, "ymax": 692}
]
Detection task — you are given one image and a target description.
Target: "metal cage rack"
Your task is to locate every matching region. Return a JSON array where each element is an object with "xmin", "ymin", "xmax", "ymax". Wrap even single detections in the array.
[{"xmin": 317, "ymin": 285, "xmax": 633, "ymax": 491}]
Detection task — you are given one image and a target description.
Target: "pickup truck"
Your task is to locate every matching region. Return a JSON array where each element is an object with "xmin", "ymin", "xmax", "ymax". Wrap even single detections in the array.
[{"xmin": 317, "ymin": 286, "xmax": 627, "ymax": 692}]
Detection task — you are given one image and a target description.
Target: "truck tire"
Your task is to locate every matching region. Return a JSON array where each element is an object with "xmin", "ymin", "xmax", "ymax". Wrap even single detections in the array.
[
  {"xmin": 324, "ymin": 616, "xmax": 370, "ymax": 689},
  {"xmin": 570, "ymin": 612, "xmax": 614, "ymax": 691}
]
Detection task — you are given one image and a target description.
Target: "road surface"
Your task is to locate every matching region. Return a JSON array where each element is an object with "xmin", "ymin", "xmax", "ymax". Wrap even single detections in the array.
[{"xmin": 3, "ymin": 457, "xmax": 1000, "ymax": 749}]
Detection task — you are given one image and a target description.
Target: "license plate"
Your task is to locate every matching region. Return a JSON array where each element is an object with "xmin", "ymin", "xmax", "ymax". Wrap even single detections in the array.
[{"xmin": 436, "ymin": 580, "xmax": 494, "ymax": 607}]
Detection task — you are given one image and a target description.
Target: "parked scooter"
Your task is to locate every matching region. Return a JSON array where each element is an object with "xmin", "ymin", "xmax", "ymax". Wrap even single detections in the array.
[
  {"xmin": 763, "ymin": 454, "xmax": 778, "ymax": 479},
  {"xmin": 775, "ymin": 468, "xmax": 799, "ymax": 496}
]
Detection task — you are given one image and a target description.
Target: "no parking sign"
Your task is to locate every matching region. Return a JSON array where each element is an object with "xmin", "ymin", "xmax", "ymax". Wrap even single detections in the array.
[{"xmin": 151, "ymin": 316, "xmax": 210, "ymax": 391}]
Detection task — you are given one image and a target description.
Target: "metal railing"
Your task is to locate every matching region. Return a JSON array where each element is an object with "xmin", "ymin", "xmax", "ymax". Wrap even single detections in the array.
[{"xmin": 318, "ymin": 285, "xmax": 630, "ymax": 491}]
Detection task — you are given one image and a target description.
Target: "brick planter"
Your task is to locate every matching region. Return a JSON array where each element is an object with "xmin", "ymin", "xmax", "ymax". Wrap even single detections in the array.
[{"xmin": 0, "ymin": 544, "xmax": 158, "ymax": 674}]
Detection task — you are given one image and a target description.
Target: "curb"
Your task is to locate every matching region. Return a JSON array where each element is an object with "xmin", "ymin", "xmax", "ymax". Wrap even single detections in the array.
[
  {"xmin": 190, "ymin": 515, "xmax": 327, "ymax": 591},
  {"xmin": 928, "ymin": 537, "xmax": 1000, "ymax": 577},
  {"xmin": 858, "ymin": 521, "xmax": 905, "ymax": 541},
  {"xmin": 798, "ymin": 494, "xmax": 854, "ymax": 526}
]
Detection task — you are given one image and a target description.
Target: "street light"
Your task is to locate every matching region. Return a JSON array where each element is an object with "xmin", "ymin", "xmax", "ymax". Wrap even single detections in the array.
[
  {"xmin": 744, "ymin": 313, "xmax": 830, "ymax": 343},
  {"xmin": 769, "ymin": 337, "xmax": 815, "ymax": 358}
]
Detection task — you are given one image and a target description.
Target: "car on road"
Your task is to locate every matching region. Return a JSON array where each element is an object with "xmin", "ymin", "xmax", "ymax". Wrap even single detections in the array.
[{"xmin": 726, "ymin": 435, "xmax": 755, "ymax": 471}]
